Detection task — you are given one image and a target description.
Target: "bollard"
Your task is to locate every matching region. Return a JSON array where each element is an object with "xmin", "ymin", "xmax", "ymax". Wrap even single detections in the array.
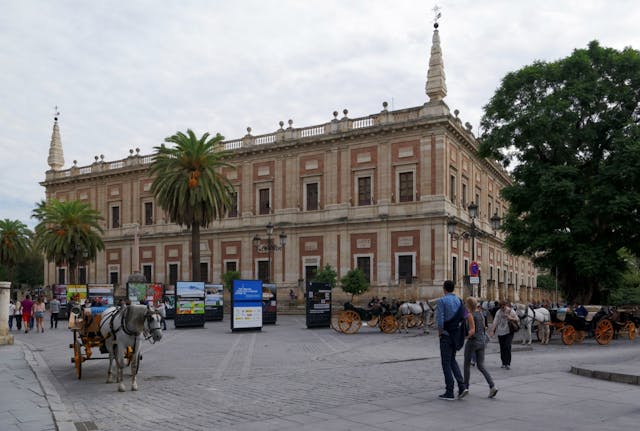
[{"xmin": 0, "ymin": 281, "xmax": 14, "ymax": 344}]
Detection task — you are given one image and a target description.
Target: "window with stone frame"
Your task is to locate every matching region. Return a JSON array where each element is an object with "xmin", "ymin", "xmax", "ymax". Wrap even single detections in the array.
[
  {"xmin": 357, "ymin": 176, "xmax": 372, "ymax": 206},
  {"xmin": 356, "ymin": 256, "xmax": 371, "ymax": 283},
  {"xmin": 259, "ymin": 188, "xmax": 270, "ymax": 215},
  {"xmin": 111, "ymin": 205, "xmax": 120, "ymax": 229},
  {"xmin": 449, "ymin": 173, "xmax": 456, "ymax": 203},
  {"xmin": 144, "ymin": 202, "xmax": 153, "ymax": 225},
  {"xmin": 228, "ymin": 191, "xmax": 238, "ymax": 218},
  {"xmin": 398, "ymin": 171, "xmax": 414, "ymax": 202},
  {"xmin": 306, "ymin": 182, "xmax": 319, "ymax": 211},
  {"xmin": 200, "ymin": 262, "xmax": 209, "ymax": 282},
  {"xmin": 143, "ymin": 264, "xmax": 152, "ymax": 283},
  {"xmin": 225, "ymin": 260, "xmax": 237, "ymax": 273}
]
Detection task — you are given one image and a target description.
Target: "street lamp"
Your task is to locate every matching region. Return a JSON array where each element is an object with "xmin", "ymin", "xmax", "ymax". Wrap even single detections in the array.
[
  {"xmin": 252, "ymin": 222, "xmax": 287, "ymax": 283},
  {"xmin": 447, "ymin": 203, "xmax": 501, "ymax": 296}
]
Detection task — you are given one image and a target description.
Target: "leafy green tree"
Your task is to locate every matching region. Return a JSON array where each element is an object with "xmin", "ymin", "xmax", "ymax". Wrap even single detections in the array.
[
  {"xmin": 222, "ymin": 270, "xmax": 241, "ymax": 293},
  {"xmin": 340, "ymin": 268, "xmax": 370, "ymax": 301},
  {"xmin": 0, "ymin": 219, "xmax": 32, "ymax": 285},
  {"xmin": 150, "ymin": 130, "xmax": 235, "ymax": 282},
  {"xmin": 13, "ymin": 249, "xmax": 44, "ymax": 288},
  {"xmin": 479, "ymin": 41, "xmax": 640, "ymax": 304},
  {"xmin": 32, "ymin": 199, "xmax": 104, "ymax": 284},
  {"xmin": 312, "ymin": 264, "xmax": 337, "ymax": 288},
  {"xmin": 610, "ymin": 250, "xmax": 640, "ymax": 305}
]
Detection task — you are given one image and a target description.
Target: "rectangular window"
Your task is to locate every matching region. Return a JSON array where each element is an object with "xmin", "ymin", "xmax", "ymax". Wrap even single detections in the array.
[
  {"xmin": 305, "ymin": 265, "xmax": 318, "ymax": 282},
  {"xmin": 258, "ymin": 260, "xmax": 270, "ymax": 283},
  {"xmin": 109, "ymin": 271, "xmax": 119, "ymax": 285},
  {"xmin": 488, "ymin": 202, "xmax": 492, "ymax": 221},
  {"xmin": 398, "ymin": 172, "xmax": 414, "ymax": 202},
  {"xmin": 475, "ymin": 193, "xmax": 480, "ymax": 212},
  {"xmin": 356, "ymin": 256, "xmax": 371, "ymax": 283},
  {"xmin": 306, "ymin": 183, "xmax": 319, "ymax": 211},
  {"xmin": 464, "ymin": 259, "xmax": 469, "ymax": 276},
  {"xmin": 490, "ymin": 265, "xmax": 494, "ymax": 280},
  {"xmin": 225, "ymin": 261, "xmax": 237, "ymax": 273},
  {"xmin": 398, "ymin": 255, "xmax": 413, "ymax": 283},
  {"xmin": 78, "ymin": 267, "xmax": 87, "ymax": 284},
  {"xmin": 259, "ymin": 188, "xmax": 270, "ymax": 215},
  {"xmin": 449, "ymin": 174, "xmax": 456, "ymax": 203},
  {"xmin": 58, "ymin": 268, "xmax": 66, "ymax": 285},
  {"xmin": 169, "ymin": 264, "xmax": 178, "ymax": 286},
  {"xmin": 357, "ymin": 176, "xmax": 372, "ymax": 205},
  {"xmin": 111, "ymin": 206, "xmax": 120, "ymax": 229},
  {"xmin": 142, "ymin": 264, "xmax": 152, "ymax": 283},
  {"xmin": 452, "ymin": 256, "xmax": 457, "ymax": 285},
  {"xmin": 144, "ymin": 202, "xmax": 153, "ymax": 225},
  {"xmin": 228, "ymin": 192, "xmax": 238, "ymax": 218},
  {"xmin": 200, "ymin": 262, "xmax": 209, "ymax": 282},
  {"xmin": 462, "ymin": 184, "xmax": 467, "ymax": 207}
]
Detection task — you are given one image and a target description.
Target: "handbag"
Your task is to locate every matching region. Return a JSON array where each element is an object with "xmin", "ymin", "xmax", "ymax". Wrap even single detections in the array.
[{"xmin": 508, "ymin": 319, "xmax": 520, "ymax": 333}]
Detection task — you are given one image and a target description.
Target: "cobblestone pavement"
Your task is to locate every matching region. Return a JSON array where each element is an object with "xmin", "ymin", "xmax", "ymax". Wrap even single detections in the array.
[{"xmin": 14, "ymin": 314, "xmax": 640, "ymax": 431}]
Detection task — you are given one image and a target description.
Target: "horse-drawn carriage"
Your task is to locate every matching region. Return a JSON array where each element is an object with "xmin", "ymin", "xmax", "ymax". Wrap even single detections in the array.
[
  {"xmin": 68, "ymin": 303, "xmax": 111, "ymax": 379},
  {"xmin": 333, "ymin": 302, "xmax": 399, "ymax": 334},
  {"xmin": 545, "ymin": 305, "xmax": 635, "ymax": 345},
  {"xmin": 68, "ymin": 303, "xmax": 163, "ymax": 391}
]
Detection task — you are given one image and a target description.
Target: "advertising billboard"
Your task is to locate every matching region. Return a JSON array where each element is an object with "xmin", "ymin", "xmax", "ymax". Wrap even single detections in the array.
[{"xmin": 231, "ymin": 279, "xmax": 262, "ymax": 331}]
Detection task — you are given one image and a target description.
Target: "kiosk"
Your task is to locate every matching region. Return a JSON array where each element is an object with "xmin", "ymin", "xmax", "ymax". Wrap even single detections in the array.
[
  {"xmin": 230, "ymin": 279, "xmax": 262, "ymax": 332},
  {"xmin": 204, "ymin": 284, "xmax": 224, "ymax": 321},
  {"xmin": 174, "ymin": 281, "xmax": 205, "ymax": 327},
  {"xmin": 262, "ymin": 283, "xmax": 277, "ymax": 324},
  {"xmin": 305, "ymin": 282, "xmax": 332, "ymax": 328}
]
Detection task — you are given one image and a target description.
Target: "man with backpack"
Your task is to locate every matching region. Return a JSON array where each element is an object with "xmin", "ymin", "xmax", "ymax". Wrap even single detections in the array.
[{"xmin": 436, "ymin": 280, "xmax": 467, "ymax": 401}]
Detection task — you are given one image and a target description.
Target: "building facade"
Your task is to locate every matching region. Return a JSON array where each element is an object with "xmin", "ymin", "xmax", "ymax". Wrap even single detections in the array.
[{"xmin": 40, "ymin": 24, "xmax": 542, "ymax": 304}]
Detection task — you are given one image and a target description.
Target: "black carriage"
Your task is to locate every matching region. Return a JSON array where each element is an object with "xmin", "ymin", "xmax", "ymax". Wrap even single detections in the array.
[
  {"xmin": 333, "ymin": 302, "xmax": 399, "ymax": 334},
  {"xmin": 547, "ymin": 306, "xmax": 614, "ymax": 345}
]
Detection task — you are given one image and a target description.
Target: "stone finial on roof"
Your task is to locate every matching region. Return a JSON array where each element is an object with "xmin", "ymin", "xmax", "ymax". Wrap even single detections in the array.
[
  {"xmin": 425, "ymin": 21, "xmax": 447, "ymax": 102},
  {"xmin": 47, "ymin": 109, "xmax": 65, "ymax": 171}
]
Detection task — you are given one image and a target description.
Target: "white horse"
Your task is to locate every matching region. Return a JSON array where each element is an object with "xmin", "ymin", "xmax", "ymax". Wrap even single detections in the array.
[
  {"xmin": 398, "ymin": 300, "xmax": 434, "ymax": 333},
  {"xmin": 99, "ymin": 304, "xmax": 163, "ymax": 392},
  {"xmin": 515, "ymin": 304, "xmax": 551, "ymax": 345}
]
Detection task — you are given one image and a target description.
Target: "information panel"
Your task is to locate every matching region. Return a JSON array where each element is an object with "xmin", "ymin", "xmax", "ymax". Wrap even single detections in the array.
[
  {"xmin": 53, "ymin": 285, "xmax": 69, "ymax": 319},
  {"xmin": 204, "ymin": 284, "xmax": 224, "ymax": 321},
  {"xmin": 305, "ymin": 282, "xmax": 332, "ymax": 328},
  {"xmin": 175, "ymin": 281, "xmax": 206, "ymax": 327},
  {"xmin": 262, "ymin": 283, "xmax": 277, "ymax": 324},
  {"xmin": 164, "ymin": 288, "xmax": 175, "ymax": 319},
  {"xmin": 66, "ymin": 285, "xmax": 87, "ymax": 304},
  {"xmin": 231, "ymin": 279, "xmax": 263, "ymax": 331},
  {"xmin": 87, "ymin": 284, "xmax": 114, "ymax": 306}
]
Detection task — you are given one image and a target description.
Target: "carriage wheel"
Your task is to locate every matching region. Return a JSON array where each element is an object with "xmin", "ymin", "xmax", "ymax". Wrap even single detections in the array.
[
  {"xmin": 561, "ymin": 325, "xmax": 576, "ymax": 345},
  {"xmin": 338, "ymin": 310, "xmax": 361, "ymax": 334},
  {"xmin": 536, "ymin": 325, "xmax": 543, "ymax": 342},
  {"xmin": 367, "ymin": 316, "xmax": 379, "ymax": 327},
  {"xmin": 331, "ymin": 314, "xmax": 341, "ymax": 332},
  {"xmin": 574, "ymin": 330, "xmax": 586, "ymax": 344},
  {"xmin": 625, "ymin": 321, "xmax": 636, "ymax": 340},
  {"xmin": 379, "ymin": 315, "xmax": 398, "ymax": 334},
  {"xmin": 72, "ymin": 331, "xmax": 82, "ymax": 379},
  {"xmin": 595, "ymin": 319, "xmax": 614, "ymax": 345},
  {"xmin": 406, "ymin": 315, "xmax": 418, "ymax": 328}
]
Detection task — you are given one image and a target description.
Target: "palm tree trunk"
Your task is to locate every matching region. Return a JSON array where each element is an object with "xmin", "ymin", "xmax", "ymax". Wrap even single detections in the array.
[{"xmin": 192, "ymin": 222, "xmax": 200, "ymax": 282}]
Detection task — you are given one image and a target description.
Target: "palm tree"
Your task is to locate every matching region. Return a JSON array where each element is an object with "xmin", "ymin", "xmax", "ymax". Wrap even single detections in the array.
[
  {"xmin": 150, "ymin": 129, "xmax": 235, "ymax": 282},
  {"xmin": 32, "ymin": 199, "xmax": 104, "ymax": 284},
  {"xmin": 0, "ymin": 219, "xmax": 32, "ymax": 284}
]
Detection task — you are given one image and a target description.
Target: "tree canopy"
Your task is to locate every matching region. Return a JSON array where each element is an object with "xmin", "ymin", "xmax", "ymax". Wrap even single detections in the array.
[
  {"xmin": 150, "ymin": 129, "xmax": 235, "ymax": 282},
  {"xmin": 479, "ymin": 41, "xmax": 640, "ymax": 304},
  {"xmin": 32, "ymin": 199, "xmax": 104, "ymax": 284},
  {"xmin": 0, "ymin": 218, "xmax": 32, "ymax": 284}
]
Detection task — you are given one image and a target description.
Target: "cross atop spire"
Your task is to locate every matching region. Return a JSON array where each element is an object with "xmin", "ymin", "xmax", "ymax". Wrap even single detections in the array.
[
  {"xmin": 425, "ymin": 6, "xmax": 447, "ymax": 102},
  {"xmin": 47, "ymin": 108, "xmax": 65, "ymax": 171}
]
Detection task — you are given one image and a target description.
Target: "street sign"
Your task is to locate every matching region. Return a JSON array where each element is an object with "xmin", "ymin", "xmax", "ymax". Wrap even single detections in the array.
[
  {"xmin": 470, "ymin": 276, "xmax": 480, "ymax": 284},
  {"xmin": 470, "ymin": 261, "xmax": 479, "ymax": 276}
]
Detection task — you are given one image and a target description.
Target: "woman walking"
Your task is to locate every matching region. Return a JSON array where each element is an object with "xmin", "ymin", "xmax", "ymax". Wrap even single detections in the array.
[
  {"xmin": 33, "ymin": 296, "xmax": 46, "ymax": 333},
  {"xmin": 489, "ymin": 300, "xmax": 519, "ymax": 369},
  {"xmin": 462, "ymin": 297, "xmax": 498, "ymax": 398},
  {"xmin": 14, "ymin": 299, "xmax": 22, "ymax": 331}
]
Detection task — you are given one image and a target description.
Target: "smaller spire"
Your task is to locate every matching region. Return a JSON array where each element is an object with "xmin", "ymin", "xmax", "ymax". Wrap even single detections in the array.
[
  {"xmin": 425, "ymin": 7, "xmax": 447, "ymax": 102},
  {"xmin": 47, "ymin": 107, "xmax": 65, "ymax": 171}
]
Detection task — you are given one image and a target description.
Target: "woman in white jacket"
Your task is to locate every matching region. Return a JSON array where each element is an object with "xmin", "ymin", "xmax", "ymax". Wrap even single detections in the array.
[{"xmin": 489, "ymin": 300, "xmax": 519, "ymax": 370}]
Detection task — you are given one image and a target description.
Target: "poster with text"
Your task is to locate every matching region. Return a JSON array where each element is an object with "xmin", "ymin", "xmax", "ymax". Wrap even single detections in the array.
[
  {"xmin": 177, "ymin": 299, "xmax": 205, "ymax": 315},
  {"xmin": 66, "ymin": 285, "xmax": 87, "ymax": 303},
  {"xmin": 205, "ymin": 284, "xmax": 224, "ymax": 308},
  {"xmin": 176, "ymin": 281, "xmax": 206, "ymax": 298}
]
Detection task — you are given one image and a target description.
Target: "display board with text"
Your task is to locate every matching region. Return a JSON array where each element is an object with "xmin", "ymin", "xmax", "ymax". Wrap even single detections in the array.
[
  {"xmin": 204, "ymin": 284, "xmax": 224, "ymax": 321},
  {"xmin": 305, "ymin": 282, "xmax": 332, "ymax": 328},
  {"xmin": 262, "ymin": 283, "xmax": 277, "ymax": 324},
  {"xmin": 231, "ymin": 279, "xmax": 262, "ymax": 331},
  {"xmin": 174, "ymin": 281, "xmax": 206, "ymax": 327}
]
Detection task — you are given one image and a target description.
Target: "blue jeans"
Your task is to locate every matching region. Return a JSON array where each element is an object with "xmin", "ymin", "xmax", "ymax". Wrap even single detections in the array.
[{"xmin": 440, "ymin": 333, "xmax": 464, "ymax": 395}]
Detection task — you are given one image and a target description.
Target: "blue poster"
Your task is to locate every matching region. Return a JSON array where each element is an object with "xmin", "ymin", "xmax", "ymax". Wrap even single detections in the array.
[{"xmin": 232, "ymin": 280, "xmax": 262, "ymax": 301}]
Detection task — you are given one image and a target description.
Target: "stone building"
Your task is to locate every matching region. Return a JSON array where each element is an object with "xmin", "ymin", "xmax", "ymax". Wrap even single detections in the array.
[{"xmin": 40, "ymin": 23, "xmax": 541, "ymax": 304}]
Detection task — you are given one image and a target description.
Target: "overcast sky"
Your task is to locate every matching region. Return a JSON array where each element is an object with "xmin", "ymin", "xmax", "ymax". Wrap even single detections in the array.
[{"xmin": 2, "ymin": 0, "xmax": 639, "ymax": 229}]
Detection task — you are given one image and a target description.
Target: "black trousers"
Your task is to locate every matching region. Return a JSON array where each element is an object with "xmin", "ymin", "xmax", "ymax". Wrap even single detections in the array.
[
  {"xmin": 51, "ymin": 312, "xmax": 59, "ymax": 328},
  {"xmin": 498, "ymin": 332, "xmax": 514, "ymax": 366}
]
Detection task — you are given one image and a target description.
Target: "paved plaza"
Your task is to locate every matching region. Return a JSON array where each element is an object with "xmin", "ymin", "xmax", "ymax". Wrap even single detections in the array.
[{"xmin": 3, "ymin": 314, "xmax": 640, "ymax": 431}]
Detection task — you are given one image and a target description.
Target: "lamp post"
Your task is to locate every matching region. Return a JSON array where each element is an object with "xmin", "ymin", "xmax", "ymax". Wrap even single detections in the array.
[
  {"xmin": 447, "ymin": 202, "xmax": 501, "ymax": 297},
  {"xmin": 252, "ymin": 222, "xmax": 287, "ymax": 283}
]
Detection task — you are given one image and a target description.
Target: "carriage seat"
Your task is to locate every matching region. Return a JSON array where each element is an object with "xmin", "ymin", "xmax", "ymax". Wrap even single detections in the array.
[{"xmin": 67, "ymin": 305, "xmax": 107, "ymax": 333}]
